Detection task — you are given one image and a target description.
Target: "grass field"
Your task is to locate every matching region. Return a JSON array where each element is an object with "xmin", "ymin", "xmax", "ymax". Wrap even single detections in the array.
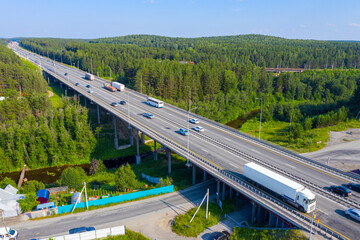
[{"xmin": 241, "ymin": 119, "xmax": 360, "ymax": 153}]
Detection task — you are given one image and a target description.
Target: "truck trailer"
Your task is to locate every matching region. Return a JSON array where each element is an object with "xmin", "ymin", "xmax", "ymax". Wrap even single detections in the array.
[
  {"xmin": 244, "ymin": 162, "xmax": 316, "ymax": 213},
  {"xmin": 85, "ymin": 73, "xmax": 94, "ymax": 81},
  {"xmin": 111, "ymin": 82, "xmax": 125, "ymax": 91},
  {"xmin": 104, "ymin": 83, "xmax": 117, "ymax": 92}
]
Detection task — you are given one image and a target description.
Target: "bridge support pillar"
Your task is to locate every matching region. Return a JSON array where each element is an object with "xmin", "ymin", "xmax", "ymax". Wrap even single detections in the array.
[
  {"xmin": 216, "ymin": 180, "xmax": 220, "ymax": 203},
  {"xmin": 192, "ymin": 165, "xmax": 196, "ymax": 185},
  {"xmin": 276, "ymin": 218, "xmax": 279, "ymax": 227},
  {"xmin": 229, "ymin": 188, "xmax": 232, "ymax": 199},
  {"xmin": 222, "ymin": 183, "xmax": 226, "ymax": 200},
  {"xmin": 281, "ymin": 221, "xmax": 284, "ymax": 228},
  {"xmin": 141, "ymin": 132, "xmax": 145, "ymax": 144},
  {"xmin": 153, "ymin": 141, "xmax": 158, "ymax": 160},
  {"xmin": 203, "ymin": 171, "xmax": 207, "ymax": 182},
  {"xmin": 113, "ymin": 115, "xmax": 118, "ymax": 149},
  {"xmin": 167, "ymin": 148, "xmax": 171, "ymax": 175},
  {"xmin": 84, "ymin": 96, "xmax": 87, "ymax": 107},
  {"xmin": 97, "ymin": 104, "xmax": 100, "ymax": 124},
  {"xmin": 256, "ymin": 205, "xmax": 264, "ymax": 223},
  {"xmin": 129, "ymin": 126, "xmax": 133, "ymax": 145},
  {"xmin": 268, "ymin": 213, "xmax": 272, "ymax": 226},
  {"xmin": 136, "ymin": 129, "xmax": 141, "ymax": 164},
  {"xmin": 251, "ymin": 201, "xmax": 257, "ymax": 225}
]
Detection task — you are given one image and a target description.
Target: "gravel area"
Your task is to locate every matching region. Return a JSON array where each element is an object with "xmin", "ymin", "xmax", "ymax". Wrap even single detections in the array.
[{"xmin": 302, "ymin": 128, "xmax": 360, "ymax": 172}]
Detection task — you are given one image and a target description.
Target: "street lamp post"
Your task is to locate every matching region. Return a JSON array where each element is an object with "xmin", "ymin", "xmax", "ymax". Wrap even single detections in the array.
[
  {"xmin": 256, "ymin": 98, "xmax": 263, "ymax": 140},
  {"xmin": 185, "ymin": 86, "xmax": 191, "ymax": 166}
]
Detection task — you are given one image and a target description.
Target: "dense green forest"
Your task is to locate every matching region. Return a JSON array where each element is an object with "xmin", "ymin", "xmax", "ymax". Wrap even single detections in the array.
[
  {"xmin": 19, "ymin": 35, "xmax": 360, "ymax": 152},
  {"xmin": 0, "ymin": 43, "xmax": 96, "ymax": 173}
]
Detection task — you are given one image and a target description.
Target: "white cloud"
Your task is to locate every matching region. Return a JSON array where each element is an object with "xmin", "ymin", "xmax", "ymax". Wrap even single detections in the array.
[
  {"xmin": 144, "ymin": 0, "xmax": 155, "ymax": 4},
  {"xmin": 349, "ymin": 23, "xmax": 360, "ymax": 27}
]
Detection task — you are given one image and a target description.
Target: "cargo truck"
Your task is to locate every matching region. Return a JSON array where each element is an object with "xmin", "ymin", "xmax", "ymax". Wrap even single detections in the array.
[
  {"xmin": 111, "ymin": 82, "xmax": 125, "ymax": 91},
  {"xmin": 244, "ymin": 162, "xmax": 316, "ymax": 213},
  {"xmin": 85, "ymin": 73, "xmax": 94, "ymax": 81},
  {"xmin": 104, "ymin": 83, "xmax": 117, "ymax": 92}
]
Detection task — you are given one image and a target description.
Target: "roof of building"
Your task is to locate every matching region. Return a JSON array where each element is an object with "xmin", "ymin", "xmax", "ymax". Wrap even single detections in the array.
[{"xmin": 4, "ymin": 184, "xmax": 18, "ymax": 195}]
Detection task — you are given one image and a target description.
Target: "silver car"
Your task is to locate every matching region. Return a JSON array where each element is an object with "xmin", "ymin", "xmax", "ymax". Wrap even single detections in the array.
[{"xmin": 345, "ymin": 208, "xmax": 360, "ymax": 222}]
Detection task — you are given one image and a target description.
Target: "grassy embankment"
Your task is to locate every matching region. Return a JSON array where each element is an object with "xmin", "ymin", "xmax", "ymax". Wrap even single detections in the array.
[
  {"xmin": 241, "ymin": 119, "xmax": 360, "ymax": 153},
  {"xmin": 230, "ymin": 228, "xmax": 307, "ymax": 240},
  {"xmin": 104, "ymin": 229, "xmax": 149, "ymax": 240}
]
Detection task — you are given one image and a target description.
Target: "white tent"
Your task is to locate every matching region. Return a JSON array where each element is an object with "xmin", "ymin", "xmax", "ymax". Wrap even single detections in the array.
[{"xmin": 0, "ymin": 185, "xmax": 24, "ymax": 218}]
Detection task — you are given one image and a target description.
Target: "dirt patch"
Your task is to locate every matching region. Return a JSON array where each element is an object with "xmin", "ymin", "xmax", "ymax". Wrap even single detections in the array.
[
  {"xmin": 48, "ymin": 90, "xmax": 54, "ymax": 97},
  {"xmin": 302, "ymin": 128, "xmax": 360, "ymax": 172}
]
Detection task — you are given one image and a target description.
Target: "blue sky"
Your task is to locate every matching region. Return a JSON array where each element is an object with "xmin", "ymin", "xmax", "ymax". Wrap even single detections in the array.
[{"xmin": 1, "ymin": 0, "xmax": 360, "ymax": 40}]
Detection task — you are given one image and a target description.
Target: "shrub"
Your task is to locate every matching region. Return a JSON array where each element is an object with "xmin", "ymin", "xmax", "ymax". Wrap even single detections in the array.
[
  {"xmin": 115, "ymin": 163, "xmax": 138, "ymax": 192},
  {"xmin": 58, "ymin": 167, "xmax": 87, "ymax": 191},
  {"xmin": 0, "ymin": 177, "xmax": 17, "ymax": 189},
  {"xmin": 20, "ymin": 180, "xmax": 45, "ymax": 194}
]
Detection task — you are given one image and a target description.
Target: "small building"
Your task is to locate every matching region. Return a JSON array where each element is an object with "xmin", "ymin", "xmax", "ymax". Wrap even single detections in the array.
[
  {"xmin": 0, "ymin": 185, "xmax": 24, "ymax": 218},
  {"xmin": 46, "ymin": 186, "xmax": 68, "ymax": 196}
]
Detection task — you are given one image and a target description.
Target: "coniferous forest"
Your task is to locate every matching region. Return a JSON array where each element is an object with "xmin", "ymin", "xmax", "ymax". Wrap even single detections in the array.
[{"xmin": 0, "ymin": 42, "xmax": 96, "ymax": 173}]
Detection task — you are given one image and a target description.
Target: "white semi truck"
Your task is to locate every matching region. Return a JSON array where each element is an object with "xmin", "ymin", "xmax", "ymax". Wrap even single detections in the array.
[
  {"xmin": 111, "ymin": 82, "xmax": 125, "ymax": 91},
  {"xmin": 244, "ymin": 162, "xmax": 316, "ymax": 213},
  {"xmin": 85, "ymin": 73, "xmax": 94, "ymax": 81}
]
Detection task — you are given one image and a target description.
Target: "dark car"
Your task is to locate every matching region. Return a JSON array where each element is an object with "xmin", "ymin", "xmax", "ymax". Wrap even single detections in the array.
[
  {"xmin": 75, "ymin": 83, "xmax": 79, "ymax": 86},
  {"xmin": 212, "ymin": 231, "xmax": 230, "ymax": 240},
  {"xmin": 64, "ymin": 73, "xmax": 68, "ymax": 76},
  {"xmin": 111, "ymin": 102, "xmax": 118, "ymax": 107},
  {"xmin": 347, "ymin": 183, "xmax": 360, "ymax": 193},
  {"xmin": 329, "ymin": 185, "xmax": 351, "ymax": 197},
  {"xmin": 69, "ymin": 226, "xmax": 95, "ymax": 234},
  {"xmin": 86, "ymin": 84, "xmax": 91, "ymax": 88},
  {"xmin": 119, "ymin": 100, "xmax": 126, "ymax": 105}
]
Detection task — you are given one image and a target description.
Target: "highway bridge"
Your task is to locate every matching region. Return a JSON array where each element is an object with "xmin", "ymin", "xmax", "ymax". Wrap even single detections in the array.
[{"xmin": 10, "ymin": 42, "xmax": 360, "ymax": 240}]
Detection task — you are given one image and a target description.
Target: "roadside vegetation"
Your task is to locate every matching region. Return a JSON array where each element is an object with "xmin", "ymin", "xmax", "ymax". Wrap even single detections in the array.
[
  {"xmin": 230, "ymin": 228, "xmax": 307, "ymax": 240},
  {"xmin": 104, "ymin": 229, "xmax": 149, "ymax": 240},
  {"xmin": 172, "ymin": 200, "xmax": 234, "ymax": 237}
]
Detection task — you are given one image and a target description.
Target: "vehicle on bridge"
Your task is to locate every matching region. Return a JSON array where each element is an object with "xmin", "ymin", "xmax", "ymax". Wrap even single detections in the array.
[
  {"xmin": 347, "ymin": 183, "xmax": 360, "ymax": 193},
  {"xmin": 189, "ymin": 118, "xmax": 199, "ymax": 124},
  {"xmin": 111, "ymin": 82, "xmax": 125, "ymax": 91},
  {"xmin": 104, "ymin": 83, "xmax": 117, "ymax": 92},
  {"xmin": 144, "ymin": 113, "xmax": 154, "ymax": 119},
  {"xmin": 244, "ymin": 162, "xmax": 316, "ymax": 213},
  {"xmin": 147, "ymin": 97, "xmax": 164, "ymax": 108},
  {"xmin": 85, "ymin": 73, "xmax": 94, "ymax": 81},
  {"xmin": 329, "ymin": 185, "xmax": 351, "ymax": 197},
  {"xmin": 179, "ymin": 128, "xmax": 189, "ymax": 135},
  {"xmin": 345, "ymin": 208, "xmax": 360, "ymax": 222}
]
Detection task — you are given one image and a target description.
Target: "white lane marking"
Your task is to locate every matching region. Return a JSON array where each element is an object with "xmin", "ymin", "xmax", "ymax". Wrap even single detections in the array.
[
  {"xmin": 315, "ymin": 208, "xmax": 328, "ymax": 216},
  {"xmin": 285, "ymin": 163, "xmax": 297, "ymax": 169},
  {"xmin": 201, "ymin": 148, "xmax": 208, "ymax": 153},
  {"xmin": 228, "ymin": 162, "xmax": 240, "ymax": 169}
]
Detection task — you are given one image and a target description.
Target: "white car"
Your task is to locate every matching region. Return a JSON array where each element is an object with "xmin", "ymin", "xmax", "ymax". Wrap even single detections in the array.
[
  {"xmin": 193, "ymin": 126, "xmax": 204, "ymax": 132},
  {"xmin": 0, "ymin": 227, "xmax": 18, "ymax": 240},
  {"xmin": 345, "ymin": 208, "xmax": 360, "ymax": 222},
  {"xmin": 179, "ymin": 128, "xmax": 189, "ymax": 136},
  {"xmin": 88, "ymin": 89, "xmax": 94, "ymax": 93},
  {"xmin": 189, "ymin": 118, "xmax": 199, "ymax": 124}
]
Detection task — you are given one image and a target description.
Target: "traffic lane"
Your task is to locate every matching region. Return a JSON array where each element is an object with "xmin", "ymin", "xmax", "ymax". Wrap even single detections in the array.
[
  {"xmin": 316, "ymin": 194, "xmax": 360, "ymax": 240},
  {"xmin": 14, "ymin": 182, "xmax": 216, "ymax": 239}
]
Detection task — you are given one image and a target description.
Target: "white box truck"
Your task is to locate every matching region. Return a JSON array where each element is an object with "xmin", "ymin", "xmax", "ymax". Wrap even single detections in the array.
[
  {"xmin": 244, "ymin": 162, "xmax": 316, "ymax": 213},
  {"xmin": 85, "ymin": 73, "xmax": 94, "ymax": 81},
  {"xmin": 111, "ymin": 82, "xmax": 125, "ymax": 91}
]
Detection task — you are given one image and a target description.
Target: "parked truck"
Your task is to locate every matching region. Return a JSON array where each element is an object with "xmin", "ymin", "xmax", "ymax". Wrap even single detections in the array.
[
  {"xmin": 111, "ymin": 82, "xmax": 125, "ymax": 91},
  {"xmin": 104, "ymin": 83, "xmax": 117, "ymax": 92},
  {"xmin": 85, "ymin": 73, "xmax": 94, "ymax": 81},
  {"xmin": 244, "ymin": 162, "xmax": 316, "ymax": 213}
]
